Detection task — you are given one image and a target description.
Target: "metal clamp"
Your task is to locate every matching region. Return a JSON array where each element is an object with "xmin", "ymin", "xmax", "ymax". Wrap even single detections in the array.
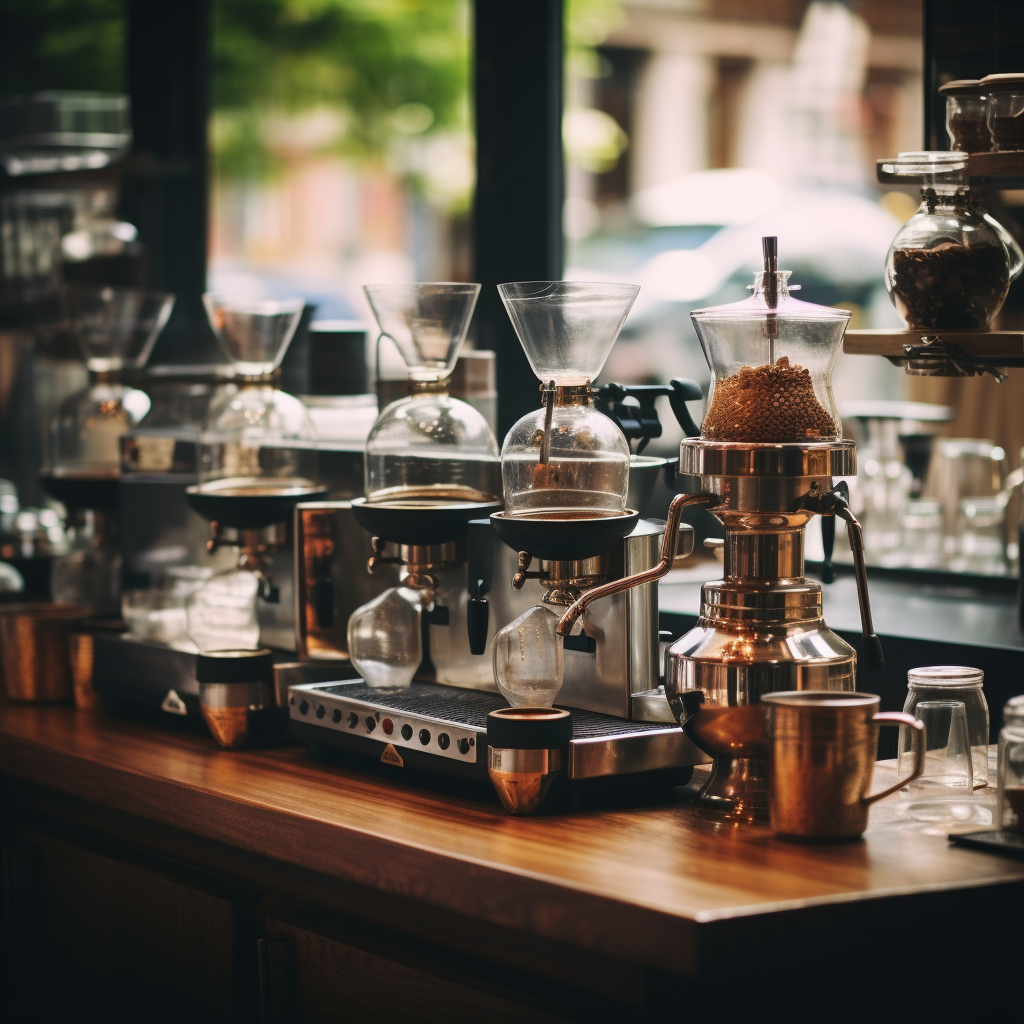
[{"xmin": 556, "ymin": 491, "xmax": 721, "ymax": 638}]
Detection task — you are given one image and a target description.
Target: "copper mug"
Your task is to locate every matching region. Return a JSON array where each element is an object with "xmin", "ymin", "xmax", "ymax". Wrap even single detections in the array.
[{"xmin": 763, "ymin": 691, "xmax": 925, "ymax": 839}]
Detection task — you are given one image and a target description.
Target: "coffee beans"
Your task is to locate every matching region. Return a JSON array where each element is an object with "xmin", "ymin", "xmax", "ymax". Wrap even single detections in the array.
[
  {"xmin": 702, "ymin": 356, "xmax": 835, "ymax": 443},
  {"xmin": 891, "ymin": 242, "xmax": 1009, "ymax": 330}
]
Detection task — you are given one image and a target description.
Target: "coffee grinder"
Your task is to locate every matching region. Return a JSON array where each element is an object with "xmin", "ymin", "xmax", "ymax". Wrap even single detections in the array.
[{"xmin": 663, "ymin": 238, "xmax": 883, "ymax": 823}]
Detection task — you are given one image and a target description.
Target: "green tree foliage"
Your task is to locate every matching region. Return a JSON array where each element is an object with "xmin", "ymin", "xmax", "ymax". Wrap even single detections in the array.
[
  {"xmin": 0, "ymin": 0, "xmax": 123, "ymax": 95},
  {"xmin": 211, "ymin": 0, "xmax": 470, "ymax": 181}
]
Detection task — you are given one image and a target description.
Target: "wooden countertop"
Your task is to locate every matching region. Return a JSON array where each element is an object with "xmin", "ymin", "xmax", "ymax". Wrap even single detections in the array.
[{"xmin": 2, "ymin": 704, "xmax": 1022, "ymax": 977}]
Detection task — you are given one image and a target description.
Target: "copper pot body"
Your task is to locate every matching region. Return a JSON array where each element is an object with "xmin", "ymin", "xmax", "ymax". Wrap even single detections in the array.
[
  {"xmin": 763, "ymin": 691, "xmax": 924, "ymax": 839},
  {"xmin": 0, "ymin": 603, "xmax": 90, "ymax": 702}
]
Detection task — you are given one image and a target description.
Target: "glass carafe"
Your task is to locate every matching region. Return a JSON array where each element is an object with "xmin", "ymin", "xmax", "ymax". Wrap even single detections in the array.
[
  {"xmin": 881, "ymin": 152, "xmax": 1023, "ymax": 330},
  {"xmin": 496, "ymin": 281, "xmax": 638, "ymax": 517},
  {"xmin": 347, "ymin": 585, "xmax": 424, "ymax": 690},
  {"xmin": 692, "ymin": 262, "xmax": 848, "ymax": 444},
  {"xmin": 492, "ymin": 603, "xmax": 564, "ymax": 707},
  {"xmin": 362, "ymin": 282, "xmax": 499, "ymax": 504}
]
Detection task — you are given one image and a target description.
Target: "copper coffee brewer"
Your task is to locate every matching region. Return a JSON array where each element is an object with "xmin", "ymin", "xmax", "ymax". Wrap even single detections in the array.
[{"xmin": 663, "ymin": 238, "xmax": 884, "ymax": 823}]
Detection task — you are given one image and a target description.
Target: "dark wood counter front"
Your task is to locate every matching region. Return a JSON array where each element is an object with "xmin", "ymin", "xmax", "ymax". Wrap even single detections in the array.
[{"xmin": 1, "ymin": 705, "xmax": 1022, "ymax": 1020}]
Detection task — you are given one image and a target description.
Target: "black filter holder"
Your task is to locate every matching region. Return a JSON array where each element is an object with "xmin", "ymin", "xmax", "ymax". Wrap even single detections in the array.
[
  {"xmin": 196, "ymin": 648, "xmax": 274, "ymax": 684},
  {"xmin": 486, "ymin": 707, "xmax": 573, "ymax": 749}
]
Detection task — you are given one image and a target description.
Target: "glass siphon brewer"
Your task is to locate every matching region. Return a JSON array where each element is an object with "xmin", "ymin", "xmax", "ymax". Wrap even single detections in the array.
[
  {"xmin": 881, "ymin": 152, "xmax": 1023, "ymax": 331},
  {"xmin": 347, "ymin": 282, "xmax": 501, "ymax": 690},
  {"xmin": 185, "ymin": 295, "xmax": 325, "ymax": 652},
  {"xmin": 662, "ymin": 238, "xmax": 884, "ymax": 823},
  {"xmin": 45, "ymin": 284, "xmax": 175, "ymax": 617}
]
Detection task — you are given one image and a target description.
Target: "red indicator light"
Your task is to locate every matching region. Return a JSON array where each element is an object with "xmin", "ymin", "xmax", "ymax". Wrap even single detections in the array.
[{"xmin": 382, "ymin": 718, "xmax": 394, "ymax": 735}]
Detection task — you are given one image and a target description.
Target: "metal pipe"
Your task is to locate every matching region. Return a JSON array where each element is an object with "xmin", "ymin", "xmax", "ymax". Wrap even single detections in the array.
[
  {"xmin": 556, "ymin": 491, "xmax": 720, "ymax": 637},
  {"xmin": 833, "ymin": 502, "xmax": 885, "ymax": 671}
]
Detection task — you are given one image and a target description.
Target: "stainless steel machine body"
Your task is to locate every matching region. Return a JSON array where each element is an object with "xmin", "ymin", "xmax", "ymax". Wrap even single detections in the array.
[
  {"xmin": 663, "ymin": 438, "xmax": 875, "ymax": 820},
  {"xmin": 291, "ymin": 501, "xmax": 708, "ymax": 779}
]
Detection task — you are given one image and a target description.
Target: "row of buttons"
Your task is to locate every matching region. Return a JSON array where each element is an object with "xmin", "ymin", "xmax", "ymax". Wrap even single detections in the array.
[{"xmin": 292, "ymin": 697, "xmax": 473, "ymax": 755}]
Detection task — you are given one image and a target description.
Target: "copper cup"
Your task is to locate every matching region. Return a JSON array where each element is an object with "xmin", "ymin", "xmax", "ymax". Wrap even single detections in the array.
[
  {"xmin": 0, "ymin": 603, "xmax": 91, "ymax": 702},
  {"xmin": 763, "ymin": 691, "xmax": 925, "ymax": 840}
]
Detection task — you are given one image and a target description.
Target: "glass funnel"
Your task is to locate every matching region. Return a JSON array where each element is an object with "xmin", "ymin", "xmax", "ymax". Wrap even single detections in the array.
[
  {"xmin": 48, "ymin": 286, "xmax": 175, "ymax": 480},
  {"xmin": 881, "ymin": 152, "xmax": 1023, "ymax": 330},
  {"xmin": 362, "ymin": 282, "xmax": 499, "ymax": 504},
  {"xmin": 693, "ymin": 241, "xmax": 849, "ymax": 444},
  {"xmin": 497, "ymin": 281, "xmax": 638, "ymax": 516},
  {"xmin": 196, "ymin": 295, "xmax": 319, "ymax": 497}
]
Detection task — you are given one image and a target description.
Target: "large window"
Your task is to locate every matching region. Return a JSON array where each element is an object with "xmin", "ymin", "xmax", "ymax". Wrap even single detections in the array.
[
  {"xmin": 208, "ymin": 0, "xmax": 473, "ymax": 324},
  {"xmin": 566, "ymin": 0, "xmax": 925, "ymax": 454}
]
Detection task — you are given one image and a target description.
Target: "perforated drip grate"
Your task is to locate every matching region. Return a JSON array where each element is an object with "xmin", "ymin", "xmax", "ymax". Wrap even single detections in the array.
[{"xmin": 315, "ymin": 682, "xmax": 679, "ymax": 739}]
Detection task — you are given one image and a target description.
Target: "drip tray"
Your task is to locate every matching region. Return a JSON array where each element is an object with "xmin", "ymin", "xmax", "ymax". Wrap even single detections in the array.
[{"xmin": 287, "ymin": 680, "xmax": 708, "ymax": 781}]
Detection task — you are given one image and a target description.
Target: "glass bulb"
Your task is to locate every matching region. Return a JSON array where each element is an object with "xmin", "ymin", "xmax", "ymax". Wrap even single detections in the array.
[
  {"xmin": 348, "ymin": 586, "xmax": 424, "ymax": 690},
  {"xmin": 492, "ymin": 603, "xmax": 564, "ymax": 708},
  {"xmin": 187, "ymin": 569, "xmax": 261, "ymax": 652}
]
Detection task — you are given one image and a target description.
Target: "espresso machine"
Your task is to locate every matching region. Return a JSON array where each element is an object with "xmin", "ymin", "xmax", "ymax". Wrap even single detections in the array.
[
  {"xmin": 663, "ymin": 239, "xmax": 883, "ymax": 823},
  {"xmin": 289, "ymin": 281, "xmax": 709, "ymax": 788}
]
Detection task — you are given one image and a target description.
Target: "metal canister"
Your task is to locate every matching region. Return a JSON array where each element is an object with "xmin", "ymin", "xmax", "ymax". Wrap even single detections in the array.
[
  {"xmin": 486, "ymin": 707, "xmax": 572, "ymax": 815},
  {"xmin": 196, "ymin": 649, "xmax": 275, "ymax": 748},
  {"xmin": 0, "ymin": 602, "xmax": 89, "ymax": 702}
]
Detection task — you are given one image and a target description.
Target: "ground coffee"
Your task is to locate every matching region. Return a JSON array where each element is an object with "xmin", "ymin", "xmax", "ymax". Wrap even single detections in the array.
[
  {"xmin": 702, "ymin": 356, "xmax": 835, "ymax": 443},
  {"xmin": 891, "ymin": 241, "xmax": 1009, "ymax": 330}
]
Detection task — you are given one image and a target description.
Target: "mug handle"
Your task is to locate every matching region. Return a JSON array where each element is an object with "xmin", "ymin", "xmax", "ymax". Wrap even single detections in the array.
[{"xmin": 862, "ymin": 712, "xmax": 926, "ymax": 807}]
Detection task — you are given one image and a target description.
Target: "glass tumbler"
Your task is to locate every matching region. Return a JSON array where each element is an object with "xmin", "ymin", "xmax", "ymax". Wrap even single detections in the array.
[
  {"xmin": 902, "ymin": 666, "xmax": 989, "ymax": 786},
  {"xmin": 952, "ymin": 496, "xmax": 1007, "ymax": 575},
  {"xmin": 899, "ymin": 700, "xmax": 982, "ymax": 824}
]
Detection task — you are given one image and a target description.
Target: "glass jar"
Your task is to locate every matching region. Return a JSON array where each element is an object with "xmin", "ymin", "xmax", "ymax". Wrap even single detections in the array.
[
  {"xmin": 50, "ymin": 380, "xmax": 151, "ymax": 477},
  {"xmin": 981, "ymin": 73, "xmax": 1024, "ymax": 152},
  {"xmin": 882, "ymin": 152, "xmax": 1024, "ymax": 330},
  {"xmin": 501, "ymin": 392, "xmax": 629, "ymax": 516},
  {"xmin": 691, "ymin": 268, "xmax": 849, "ymax": 443},
  {"xmin": 996, "ymin": 696, "xmax": 1024, "ymax": 833},
  {"xmin": 939, "ymin": 79, "xmax": 991, "ymax": 152},
  {"xmin": 364, "ymin": 388, "xmax": 500, "ymax": 504},
  {"xmin": 197, "ymin": 383, "xmax": 319, "ymax": 490},
  {"xmin": 902, "ymin": 665, "xmax": 989, "ymax": 786}
]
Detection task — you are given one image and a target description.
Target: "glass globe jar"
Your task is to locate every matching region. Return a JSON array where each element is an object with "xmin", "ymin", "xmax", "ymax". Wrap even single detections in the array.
[
  {"xmin": 882, "ymin": 152, "xmax": 1023, "ymax": 330},
  {"xmin": 501, "ymin": 395, "xmax": 629, "ymax": 516},
  {"xmin": 50, "ymin": 380, "xmax": 151, "ymax": 477},
  {"xmin": 197, "ymin": 383, "xmax": 319, "ymax": 492},
  {"xmin": 364, "ymin": 387, "xmax": 500, "ymax": 504},
  {"xmin": 692, "ymin": 267, "xmax": 849, "ymax": 444}
]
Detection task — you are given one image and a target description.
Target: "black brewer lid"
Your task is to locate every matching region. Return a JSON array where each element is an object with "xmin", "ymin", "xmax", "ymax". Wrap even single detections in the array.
[
  {"xmin": 196, "ymin": 648, "xmax": 274, "ymax": 684},
  {"xmin": 938, "ymin": 79, "xmax": 982, "ymax": 95},
  {"xmin": 486, "ymin": 707, "xmax": 572, "ymax": 749}
]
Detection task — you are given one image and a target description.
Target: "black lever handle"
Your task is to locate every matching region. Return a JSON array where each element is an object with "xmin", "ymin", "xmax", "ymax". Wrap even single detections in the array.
[
  {"xmin": 594, "ymin": 378, "xmax": 703, "ymax": 451},
  {"xmin": 466, "ymin": 520, "xmax": 493, "ymax": 655},
  {"xmin": 819, "ymin": 480, "xmax": 848, "ymax": 585},
  {"xmin": 667, "ymin": 378, "xmax": 702, "ymax": 438}
]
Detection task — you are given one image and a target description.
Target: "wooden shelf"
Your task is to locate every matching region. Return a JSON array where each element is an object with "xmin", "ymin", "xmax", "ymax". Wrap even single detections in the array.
[{"xmin": 845, "ymin": 328, "xmax": 1024, "ymax": 367}]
